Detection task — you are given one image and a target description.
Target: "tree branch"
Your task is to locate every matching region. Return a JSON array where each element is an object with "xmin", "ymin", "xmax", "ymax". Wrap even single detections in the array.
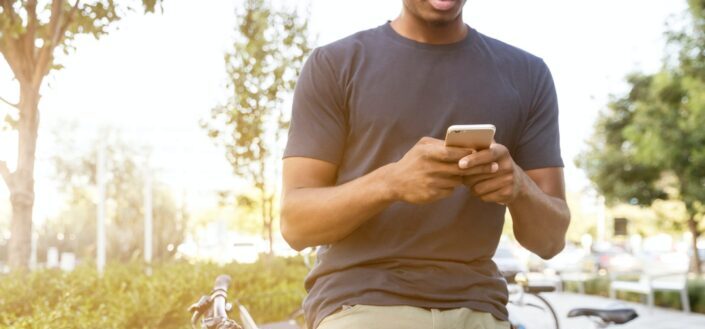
[
  {"xmin": 58, "ymin": 0, "xmax": 80, "ymax": 40},
  {"xmin": 0, "ymin": 160, "xmax": 13, "ymax": 188},
  {"xmin": 0, "ymin": 1, "xmax": 24, "ymax": 80},
  {"xmin": 0, "ymin": 95, "xmax": 18, "ymax": 108},
  {"xmin": 31, "ymin": 0, "xmax": 64, "ymax": 87},
  {"xmin": 25, "ymin": 0, "xmax": 38, "ymax": 59},
  {"xmin": 30, "ymin": 0, "xmax": 79, "ymax": 88},
  {"xmin": 0, "ymin": 0, "xmax": 17, "ymax": 24},
  {"xmin": 0, "ymin": 0, "xmax": 19, "ymax": 73}
]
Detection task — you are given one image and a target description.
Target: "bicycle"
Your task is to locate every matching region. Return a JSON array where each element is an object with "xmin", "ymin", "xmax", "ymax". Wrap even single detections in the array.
[
  {"xmin": 567, "ymin": 307, "xmax": 638, "ymax": 329},
  {"xmin": 188, "ymin": 275, "xmax": 242, "ymax": 329},
  {"xmin": 188, "ymin": 274, "xmax": 303, "ymax": 329},
  {"xmin": 506, "ymin": 272, "xmax": 638, "ymax": 329},
  {"xmin": 506, "ymin": 272, "xmax": 561, "ymax": 329},
  {"xmin": 191, "ymin": 250, "xmax": 637, "ymax": 329},
  {"xmin": 189, "ymin": 248, "xmax": 319, "ymax": 329}
]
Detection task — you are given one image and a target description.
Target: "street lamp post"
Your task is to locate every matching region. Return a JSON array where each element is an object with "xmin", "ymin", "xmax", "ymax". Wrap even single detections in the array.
[
  {"xmin": 144, "ymin": 160, "xmax": 153, "ymax": 271},
  {"xmin": 96, "ymin": 143, "xmax": 106, "ymax": 275}
]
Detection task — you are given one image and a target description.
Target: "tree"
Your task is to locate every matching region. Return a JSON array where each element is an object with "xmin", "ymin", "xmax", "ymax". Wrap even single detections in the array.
[
  {"xmin": 49, "ymin": 128, "xmax": 185, "ymax": 262},
  {"xmin": 577, "ymin": 1, "xmax": 705, "ymax": 273},
  {"xmin": 202, "ymin": 0, "xmax": 311, "ymax": 255},
  {"xmin": 0, "ymin": 0, "xmax": 162, "ymax": 270}
]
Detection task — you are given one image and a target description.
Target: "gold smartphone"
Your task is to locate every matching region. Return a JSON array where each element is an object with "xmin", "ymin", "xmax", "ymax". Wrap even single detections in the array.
[{"xmin": 444, "ymin": 124, "xmax": 496, "ymax": 150}]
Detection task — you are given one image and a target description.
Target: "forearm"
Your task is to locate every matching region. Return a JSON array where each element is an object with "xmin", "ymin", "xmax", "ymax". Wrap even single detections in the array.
[
  {"xmin": 281, "ymin": 163, "xmax": 396, "ymax": 251},
  {"xmin": 508, "ymin": 171, "xmax": 570, "ymax": 259}
]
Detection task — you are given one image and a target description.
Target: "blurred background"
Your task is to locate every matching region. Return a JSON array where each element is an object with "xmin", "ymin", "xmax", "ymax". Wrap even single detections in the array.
[{"xmin": 1, "ymin": 0, "xmax": 705, "ymax": 328}]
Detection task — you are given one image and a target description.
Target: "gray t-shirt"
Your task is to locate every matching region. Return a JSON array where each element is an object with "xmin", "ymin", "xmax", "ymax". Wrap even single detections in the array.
[{"xmin": 283, "ymin": 22, "xmax": 563, "ymax": 329}]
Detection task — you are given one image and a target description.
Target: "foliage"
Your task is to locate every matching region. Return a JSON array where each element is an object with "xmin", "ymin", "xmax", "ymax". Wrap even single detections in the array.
[
  {"xmin": 576, "ymin": 1, "xmax": 705, "ymax": 273},
  {"xmin": 202, "ymin": 0, "xmax": 312, "ymax": 253},
  {"xmin": 194, "ymin": 191, "xmax": 263, "ymax": 236},
  {"xmin": 0, "ymin": 0, "xmax": 162, "ymax": 130},
  {"xmin": 44, "ymin": 128, "xmax": 186, "ymax": 262},
  {"xmin": 0, "ymin": 257, "xmax": 308, "ymax": 328},
  {"xmin": 1, "ymin": 0, "xmax": 163, "ymax": 270}
]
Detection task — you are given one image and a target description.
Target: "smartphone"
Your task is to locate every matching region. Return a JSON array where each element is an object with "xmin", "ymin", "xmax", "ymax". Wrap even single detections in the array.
[{"xmin": 444, "ymin": 124, "xmax": 496, "ymax": 150}]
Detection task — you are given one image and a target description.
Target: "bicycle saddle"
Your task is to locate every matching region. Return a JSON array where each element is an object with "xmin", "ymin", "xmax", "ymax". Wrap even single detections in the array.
[{"xmin": 567, "ymin": 308, "xmax": 638, "ymax": 324}]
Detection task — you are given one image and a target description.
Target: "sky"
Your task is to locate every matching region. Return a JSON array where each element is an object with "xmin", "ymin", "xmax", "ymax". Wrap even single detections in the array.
[{"xmin": 0, "ymin": 0, "xmax": 690, "ymax": 225}]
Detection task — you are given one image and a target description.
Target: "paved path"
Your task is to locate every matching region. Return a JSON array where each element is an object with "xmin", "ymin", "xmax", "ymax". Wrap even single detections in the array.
[{"xmin": 540, "ymin": 292, "xmax": 705, "ymax": 328}]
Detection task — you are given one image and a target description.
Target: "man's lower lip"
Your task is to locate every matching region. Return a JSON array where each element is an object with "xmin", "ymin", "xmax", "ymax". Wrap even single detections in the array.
[{"xmin": 429, "ymin": 0, "xmax": 457, "ymax": 11}]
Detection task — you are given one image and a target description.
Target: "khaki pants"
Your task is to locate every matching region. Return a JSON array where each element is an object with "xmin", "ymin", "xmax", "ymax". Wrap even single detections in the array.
[{"xmin": 317, "ymin": 305, "xmax": 511, "ymax": 329}]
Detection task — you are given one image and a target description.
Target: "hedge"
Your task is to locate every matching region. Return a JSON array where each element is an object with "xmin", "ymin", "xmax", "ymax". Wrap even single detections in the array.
[
  {"xmin": 0, "ymin": 257, "xmax": 308, "ymax": 329},
  {"xmin": 6, "ymin": 259, "xmax": 703, "ymax": 328},
  {"xmin": 562, "ymin": 275, "xmax": 705, "ymax": 313}
]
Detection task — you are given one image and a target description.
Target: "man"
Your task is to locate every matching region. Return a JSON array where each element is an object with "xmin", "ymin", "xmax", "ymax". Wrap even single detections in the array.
[{"xmin": 280, "ymin": 0, "xmax": 570, "ymax": 328}]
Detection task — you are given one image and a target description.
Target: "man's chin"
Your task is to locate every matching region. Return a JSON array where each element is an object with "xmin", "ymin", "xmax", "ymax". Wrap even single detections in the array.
[{"xmin": 422, "ymin": 14, "xmax": 461, "ymax": 27}]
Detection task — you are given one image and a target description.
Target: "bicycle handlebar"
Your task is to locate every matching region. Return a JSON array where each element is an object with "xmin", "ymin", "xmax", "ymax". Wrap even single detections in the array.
[
  {"xmin": 212, "ymin": 275, "xmax": 231, "ymax": 319},
  {"xmin": 214, "ymin": 274, "xmax": 231, "ymax": 292},
  {"xmin": 189, "ymin": 274, "xmax": 243, "ymax": 329}
]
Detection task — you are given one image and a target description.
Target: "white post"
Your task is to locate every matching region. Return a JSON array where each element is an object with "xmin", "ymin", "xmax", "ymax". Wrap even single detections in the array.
[
  {"xmin": 597, "ymin": 195, "xmax": 606, "ymax": 243},
  {"xmin": 96, "ymin": 144, "xmax": 106, "ymax": 275},
  {"xmin": 144, "ymin": 161, "xmax": 153, "ymax": 267},
  {"xmin": 47, "ymin": 247, "xmax": 59, "ymax": 268}
]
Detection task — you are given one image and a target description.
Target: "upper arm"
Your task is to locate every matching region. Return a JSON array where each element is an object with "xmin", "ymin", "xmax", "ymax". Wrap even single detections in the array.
[
  {"xmin": 513, "ymin": 60, "xmax": 563, "ymax": 171},
  {"xmin": 282, "ymin": 48, "xmax": 347, "ymax": 195},
  {"xmin": 524, "ymin": 167, "xmax": 566, "ymax": 201},
  {"xmin": 283, "ymin": 48, "xmax": 348, "ymax": 166},
  {"xmin": 282, "ymin": 157, "xmax": 339, "ymax": 196}
]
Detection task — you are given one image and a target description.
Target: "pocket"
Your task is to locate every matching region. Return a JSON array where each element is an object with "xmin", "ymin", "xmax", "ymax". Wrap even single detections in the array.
[{"xmin": 317, "ymin": 304, "xmax": 363, "ymax": 327}]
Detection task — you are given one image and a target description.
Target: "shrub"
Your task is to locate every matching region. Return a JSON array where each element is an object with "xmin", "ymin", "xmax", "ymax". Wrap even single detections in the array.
[
  {"xmin": 561, "ymin": 274, "xmax": 705, "ymax": 313},
  {"xmin": 0, "ymin": 257, "xmax": 308, "ymax": 328}
]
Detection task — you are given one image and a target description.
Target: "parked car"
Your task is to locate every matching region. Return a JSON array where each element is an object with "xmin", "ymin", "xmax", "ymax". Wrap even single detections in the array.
[{"xmin": 590, "ymin": 243, "xmax": 632, "ymax": 271}]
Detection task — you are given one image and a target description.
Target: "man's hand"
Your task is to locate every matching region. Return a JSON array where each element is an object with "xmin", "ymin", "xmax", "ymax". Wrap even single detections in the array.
[
  {"xmin": 385, "ymin": 137, "xmax": 475, "ymax": 204},
  {"xmin": 458, "ymin": 142, "xmax": 526, "ymax": 205}
]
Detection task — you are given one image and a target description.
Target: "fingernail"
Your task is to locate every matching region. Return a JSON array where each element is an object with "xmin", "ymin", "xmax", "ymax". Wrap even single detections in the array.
[
  {"xmin": 491, "ymin": 162, "xmax": 499, "ymax": 172},
  {"xmin": 459, "ymin": 159, "xmax": 468, "ymax": 169}
]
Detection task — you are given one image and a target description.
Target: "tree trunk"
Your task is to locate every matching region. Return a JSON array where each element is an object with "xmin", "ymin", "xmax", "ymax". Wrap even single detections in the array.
[
  {"xmin": 7, "ymin": 83, "xmax": 40, "ymax": 271},
  {"xmin": 688, "ymin": 216, "xmax": 702, "ymax": 275}
]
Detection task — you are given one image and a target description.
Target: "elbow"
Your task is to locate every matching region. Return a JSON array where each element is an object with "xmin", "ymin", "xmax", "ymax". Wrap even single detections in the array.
[
  {"xmin": 538, "ymin": 240, "xmax": 565, "ymax": 260},
  {"xmin": 518, "ymin": 217, "xmax": 569, "ymax": 260},
  {"xmin": 282, "ymin": 229, "xmax": 307, "ymax": 252},
  {"xmin": 539, "ymin": 206, "xmax": 570, "ymax": 260},
  {"xmin": 280, "ymin": 210, "xmax": 308, "ymax": 252}
]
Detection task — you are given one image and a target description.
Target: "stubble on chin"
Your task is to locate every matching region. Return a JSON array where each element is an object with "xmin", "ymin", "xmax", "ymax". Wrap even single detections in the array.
[
  {"xmin": 424, "ymin": 12, "xmax": 463, "ymax": 27},
  {"xmin": 426, "ymin": 16, "xmax": 459, "ymax": 27}
]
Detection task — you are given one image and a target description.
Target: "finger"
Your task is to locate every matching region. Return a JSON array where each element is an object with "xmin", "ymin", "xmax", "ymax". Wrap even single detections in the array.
[
  {"xmin": 471, "ymin": 175, "xmax": 511, "ymax": 196},
  {"xmin": 458, "ymin": 149, "xmax": 495, "ymax": 169},
  {"xmin": 462, "ymin": 173, "xmax": 496, "ymax": 187},
  {"xmin": 427, "ymin": 144, "xmax": 476, "ymax": 163},
  {"xmin": 477, "ymin": 186, "xmax": 514, "ymax": 204},
  {"xmin": 459, "ymin": 162, "xmax": 499, "ymax": 176},
  {"xmin": 432, "ymin": 161, "xmax": 485, "ymax": 176},
  {"xmin": 458, "ymin": 143, "xmax": 511, "ymax": 169},
  {"xmin": 417, "ymin": 136, "xmax": 446, "ymax": 147},
  {"xmin": 429, "ymin": 175, "xmax": 464, "ymax": 189},
  {"xmin": 489, "ymin": 142, "xmax": 509, "ymax": 162}
]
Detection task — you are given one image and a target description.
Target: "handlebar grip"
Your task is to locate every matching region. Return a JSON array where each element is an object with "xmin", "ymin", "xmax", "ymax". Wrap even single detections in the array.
[{"xmin": 214, "ymin": 274, "xmax": 231, "ymax": 292}]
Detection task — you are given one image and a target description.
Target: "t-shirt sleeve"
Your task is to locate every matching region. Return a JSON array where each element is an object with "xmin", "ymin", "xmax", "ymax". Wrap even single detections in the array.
[
  {"xmin": 513, "ymin": 59, "xmax": 564, "ymax": 170},
  {"xmin": 283, "ymin": 48, "xmax": 347, "ymax": 166}
]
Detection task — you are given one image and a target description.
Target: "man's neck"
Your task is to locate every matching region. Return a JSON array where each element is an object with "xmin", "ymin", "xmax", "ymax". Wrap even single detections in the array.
[{"xmin": 390, "ymin": 12, "xmax": 467, "ymax": 45}]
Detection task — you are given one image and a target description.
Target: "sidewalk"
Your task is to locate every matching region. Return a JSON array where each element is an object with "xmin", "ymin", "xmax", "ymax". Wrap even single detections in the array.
[{"xmin": 541, "ymin": 292, "xmax": 705, "ymax": 328}]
